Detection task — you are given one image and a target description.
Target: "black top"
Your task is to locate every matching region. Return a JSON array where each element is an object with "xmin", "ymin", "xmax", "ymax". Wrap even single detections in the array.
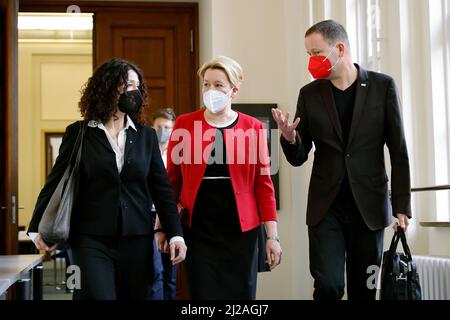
[
  {"xmin": 331, "ymin": 80, "xmax": 359, "ymax": 216},
  {"xmin": 203, "ymin": 116, "xmax": 239, "ymax": 178},
  {"xmin": 332, "ymin": 80, "xmax": 357, "ymax": 145}
]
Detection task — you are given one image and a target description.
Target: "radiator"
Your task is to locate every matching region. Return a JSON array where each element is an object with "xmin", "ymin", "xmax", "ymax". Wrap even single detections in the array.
[{"xmin": 414, "ymin": 255, "xmax": 450, "ymax": 300}]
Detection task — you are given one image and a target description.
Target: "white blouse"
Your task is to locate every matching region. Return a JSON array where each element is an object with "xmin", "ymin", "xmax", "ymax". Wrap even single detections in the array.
[{"xmin": 87, "ymin": 116, "xmax": 136, "ymax": 173}]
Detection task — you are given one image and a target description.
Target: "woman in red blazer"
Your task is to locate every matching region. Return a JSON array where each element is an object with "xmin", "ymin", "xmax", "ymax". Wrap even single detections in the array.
[{"xmin": 162, "ymin": 56, "xmax": 282, "ymax": 299}]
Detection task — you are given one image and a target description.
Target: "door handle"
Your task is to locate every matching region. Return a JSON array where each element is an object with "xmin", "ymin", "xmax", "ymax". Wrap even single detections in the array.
[
  {"xmin": 0, "ymin": 196, "xmax": 19, "ymax": 224},
  {"xmin": 12, "ymin": 195, "xmax": 17, "ymax": 225}
]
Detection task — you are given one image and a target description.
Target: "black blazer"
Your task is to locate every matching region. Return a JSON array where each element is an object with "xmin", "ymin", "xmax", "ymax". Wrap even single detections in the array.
[
  {"xmin": 281, "ymin": 64, "xmax": 411, "ymax": 230},
  {"xmin": 28, "ymin": 120, "xmax": 183, "ymax": 240}
]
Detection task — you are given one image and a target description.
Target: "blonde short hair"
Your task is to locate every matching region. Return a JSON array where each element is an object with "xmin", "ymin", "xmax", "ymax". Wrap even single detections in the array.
[{"xmin": 197, "ymin": 56, "xmax": 244, "ymax": 88}]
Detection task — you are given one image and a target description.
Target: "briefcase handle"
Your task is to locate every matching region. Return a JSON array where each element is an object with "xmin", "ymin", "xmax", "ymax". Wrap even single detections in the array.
[{"xmin": 387, "ymin": 227, "xmax": 413, "ymax": 262}]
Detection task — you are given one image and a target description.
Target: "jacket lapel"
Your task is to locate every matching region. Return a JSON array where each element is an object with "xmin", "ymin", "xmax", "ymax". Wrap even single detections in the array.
[
  {"xmin": 320, "ymin": 80, "xmax": 344, "ymax": 145},
  {"xmin": 120, "ymin": 127, "xmax": 137, "ymax": 177},
  {"xmin": 90, "ymin": 126, "xmax": 115, "ymax": 154},
  {"xmin": 347, "ymin": 64, "xmax": 369, "ymax": 148}
]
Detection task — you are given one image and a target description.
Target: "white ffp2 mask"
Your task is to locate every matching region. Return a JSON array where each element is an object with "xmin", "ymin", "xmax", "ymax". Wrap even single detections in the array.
[{"xmin": 203, "ymin": 89, "xmax": 231, "ymax": 113}]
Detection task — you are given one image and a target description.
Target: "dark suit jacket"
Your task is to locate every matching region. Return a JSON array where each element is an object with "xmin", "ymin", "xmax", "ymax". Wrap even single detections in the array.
[
  {"xmin": 28, "ymin": 120, "xmax": 183, "ymax": 240},
  {"xmin": 281, "ymin": 64, "xmax": 411, "ymax": 230}
]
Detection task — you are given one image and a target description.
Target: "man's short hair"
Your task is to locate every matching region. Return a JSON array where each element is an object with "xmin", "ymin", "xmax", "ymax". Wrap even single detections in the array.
[
  {"xmin": 305, "ymin": 19, "xmax": 350, "ymax": 48},
  {"xmin": 151, "ymin": 108, "xmax": 176, "ymax": 123}
]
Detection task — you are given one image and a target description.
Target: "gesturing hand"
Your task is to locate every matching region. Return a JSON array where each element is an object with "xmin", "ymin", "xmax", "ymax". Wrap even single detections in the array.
[{"xmin": 271, "ymin": 108, "xmax": 300, "ymax": 144}]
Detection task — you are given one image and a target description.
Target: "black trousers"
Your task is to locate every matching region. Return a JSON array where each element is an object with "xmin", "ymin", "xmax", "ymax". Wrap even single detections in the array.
[
  {"xmin": 69, "ymin": 234, "xmax": 154, "ymax": 300},
  {"xmin": 308, "ymin": 207, "xmax": 384, "ymax": 300}
]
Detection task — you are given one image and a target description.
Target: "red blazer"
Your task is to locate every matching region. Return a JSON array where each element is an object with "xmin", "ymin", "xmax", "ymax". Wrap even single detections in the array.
[{"xmin": 167, "ymin": 109, "xmax": 277, "ymax": 232}]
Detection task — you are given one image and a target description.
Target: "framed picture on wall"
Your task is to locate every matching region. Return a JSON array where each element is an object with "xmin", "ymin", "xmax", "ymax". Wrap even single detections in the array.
[
  {"xmin": 45, "ymin": 132, "xmax": 64, "ymax": 177},
  {"xmin": 232, "ymin": 103, "xmax": 280, "ymax": 210}
]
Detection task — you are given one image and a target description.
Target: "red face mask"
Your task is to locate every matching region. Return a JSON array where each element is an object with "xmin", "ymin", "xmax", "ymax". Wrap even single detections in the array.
[
  {"xmin": 308, "ymin": 55, "xmax": 332, "ymax": 79},
  {"xmin": 308, "ymin": 46, "xmax": 340, "ymax": 79}
]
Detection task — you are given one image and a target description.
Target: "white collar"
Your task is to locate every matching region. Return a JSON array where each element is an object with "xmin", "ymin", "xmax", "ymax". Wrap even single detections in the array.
[{"xmin": 88, "ymin": 115, "xmax": 137, "ymax": 131}]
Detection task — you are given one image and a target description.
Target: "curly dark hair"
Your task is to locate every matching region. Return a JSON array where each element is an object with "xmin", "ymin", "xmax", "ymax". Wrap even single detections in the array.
[{"xmin": 79, "ymin": 58, "xmax": 149, "ymax": 125}]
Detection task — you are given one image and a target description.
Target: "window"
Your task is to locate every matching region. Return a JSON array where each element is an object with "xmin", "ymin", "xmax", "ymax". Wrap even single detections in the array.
[
  {"xmin": 436, "ymin": 0, "xmax": 450, "ymax": 220},
  {"xmin": 346, "ymin": 0, "xmax": 382, "ymax": 71},
  {"xmin": 366, "ymin": 0, "xmax": 382, "ymax": 72}
]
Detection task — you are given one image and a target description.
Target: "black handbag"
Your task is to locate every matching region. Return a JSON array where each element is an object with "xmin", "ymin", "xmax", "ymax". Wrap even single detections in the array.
[
  {"xmin": 380, "ymin": 227, "xmax": 422, "ymax": 300},
  {"xmin": 38, "ymin": 121, "xmax": 85, "ymax": 244}
]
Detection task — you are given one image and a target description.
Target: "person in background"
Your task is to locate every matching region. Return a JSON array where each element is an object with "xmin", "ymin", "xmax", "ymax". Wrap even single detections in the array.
[
  {"xmin": 150, "ymin": 108, "xmax": 178, "ymax": 300},
  {"xmin": 273, "ymin": 20, "xmax": 411, "ymax": 300},
  {"xmin": 28, "ymin": 59, "xmax": 186, "ymax": 300},
  {"xmin": 158, "ymin": 56, "xmax": 282, "ymax": 300}
]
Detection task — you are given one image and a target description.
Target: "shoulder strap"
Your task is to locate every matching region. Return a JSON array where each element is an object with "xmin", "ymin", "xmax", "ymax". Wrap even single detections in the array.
[{"xmin": 68, "ymin": 121, "xmax": 86, "ymax": 167}]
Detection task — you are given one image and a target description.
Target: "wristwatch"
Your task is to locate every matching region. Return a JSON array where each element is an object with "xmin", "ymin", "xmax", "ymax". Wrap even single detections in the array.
[{"xmin": 266, "ymin": 235, "xmax": 280, "ymax": 242}]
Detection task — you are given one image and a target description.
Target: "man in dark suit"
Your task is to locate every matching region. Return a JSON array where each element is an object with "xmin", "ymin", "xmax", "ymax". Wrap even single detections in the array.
[{"xmin": 272, "ymin": 20, "xmax": 411, "ymax": 300}]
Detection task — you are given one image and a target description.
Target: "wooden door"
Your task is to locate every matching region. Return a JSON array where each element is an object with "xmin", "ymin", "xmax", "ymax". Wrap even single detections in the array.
[
  {"xmin": 18, "ymin": 1, "xmax": 199, "ymax": 121},
  {"xmin": 95, "ymin": 7, "xmax": 199, "ymax": 121},
  {"xmin": 0, "ymin": 0, "xmax": 19, "ymax": 255}
]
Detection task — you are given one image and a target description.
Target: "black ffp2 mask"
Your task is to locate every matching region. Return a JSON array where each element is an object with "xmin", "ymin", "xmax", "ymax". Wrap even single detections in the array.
[{"xmin": 118, "ymin": 90, "xmax": 143, "ymax": 114}]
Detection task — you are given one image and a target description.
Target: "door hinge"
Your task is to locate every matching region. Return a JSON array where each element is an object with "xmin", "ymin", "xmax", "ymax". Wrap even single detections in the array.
[{"xmin": 190, "ymin": 29, "xmax": 194, "ymax": 53}]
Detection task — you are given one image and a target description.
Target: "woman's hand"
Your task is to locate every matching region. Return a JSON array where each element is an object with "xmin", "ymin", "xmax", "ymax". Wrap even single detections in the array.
[
  {"xmin": 33, "ymin": 233, "xmax": 58, "ymax": 252},
  {"xmin": 266, "ymin": 238, "xmax": 282, "ymax": 270},
  {"xmin": 154, "ymin": 231, "xmax": 170, "ymax": 253},
  {"xmin": 170, "ymin": 241, "xmax": 187, "ymax": 265}
]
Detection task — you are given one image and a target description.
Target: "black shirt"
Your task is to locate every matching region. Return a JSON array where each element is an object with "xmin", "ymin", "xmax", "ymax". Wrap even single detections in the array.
[
  {"xmin": 330, "ymin": 80, "xmax": 359, "ymax": 216},
  {"xmin": 203, "ymin": 116, "xmax": 239, "ymax": 178},
  {"xmin": 332, "ymin": 80, "xmax": 357, "ymax": 145}
]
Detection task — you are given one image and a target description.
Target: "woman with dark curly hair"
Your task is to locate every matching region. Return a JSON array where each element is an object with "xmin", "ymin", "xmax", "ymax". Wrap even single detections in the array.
[{"xmin": 28, "ymin": 58, "xmax": 186, "ymax": 300}]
